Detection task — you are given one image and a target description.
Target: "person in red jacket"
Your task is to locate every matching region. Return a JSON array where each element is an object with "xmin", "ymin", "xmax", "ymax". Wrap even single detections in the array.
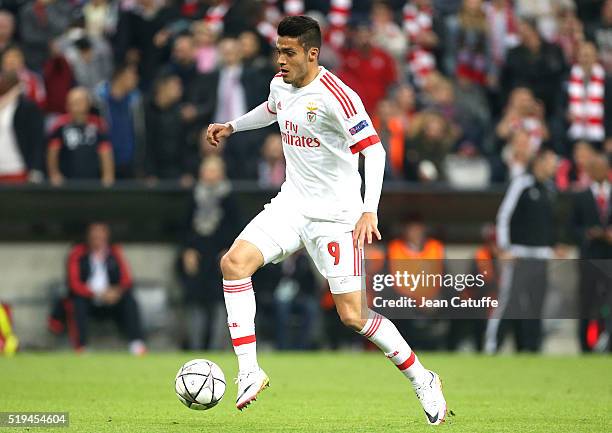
[
  {"xmin": 63, "ymin": 222, "xmax": 146, "ymax": 354},
  {"xmin": 337, "ymin": 20, "xmax": 398, "ymax": 115}
]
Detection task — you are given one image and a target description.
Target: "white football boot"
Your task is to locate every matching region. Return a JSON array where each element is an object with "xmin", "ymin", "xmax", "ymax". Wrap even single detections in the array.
[
  {"xmin": 413, "ymin": 370, "xmax": 447, "ymax": 425},
  {"xmin": 235, "ymin": 368, "xmax": 270, "ymax": 410}
]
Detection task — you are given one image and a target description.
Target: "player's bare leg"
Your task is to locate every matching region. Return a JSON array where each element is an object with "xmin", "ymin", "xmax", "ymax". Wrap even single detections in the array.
[
  {"xmin": 220, "ymin": 240, "xmax": 270, "ymax": 410},
  {"xmin": 333, "ymin": 291, "xmax": 447, "ymax": 425}
]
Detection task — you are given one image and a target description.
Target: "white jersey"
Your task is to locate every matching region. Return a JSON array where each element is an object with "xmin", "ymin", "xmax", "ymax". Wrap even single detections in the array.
[{"xmin": 266, "ymin": 67, "xmax": 380, "ymax": 225}]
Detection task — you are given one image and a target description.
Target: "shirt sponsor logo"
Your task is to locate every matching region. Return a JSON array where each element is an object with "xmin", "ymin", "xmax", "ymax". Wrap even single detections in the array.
[{"xmin": 349, "ymin": 120, "xmax": 368, "ymax": 136}]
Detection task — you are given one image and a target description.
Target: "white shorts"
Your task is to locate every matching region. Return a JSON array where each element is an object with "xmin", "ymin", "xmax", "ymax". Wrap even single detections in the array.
[{"xmin": 237, "ymin": 197, "xmax": 364, "ymax": 294}]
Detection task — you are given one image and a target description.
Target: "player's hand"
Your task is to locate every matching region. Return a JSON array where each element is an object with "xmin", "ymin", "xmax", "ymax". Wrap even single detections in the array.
[
  {"xmin": 205, "ymin": 123, "xmax": 233, "ymax": 147},
  {"xmin": 353, "ymin": 212, "xmax": 381, "ymax": 248}
]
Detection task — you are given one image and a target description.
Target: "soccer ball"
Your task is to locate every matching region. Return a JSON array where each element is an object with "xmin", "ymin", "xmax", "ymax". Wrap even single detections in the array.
[{"xmin": 175, "ymin": 359, "xmax": 226, "ymax": 410}]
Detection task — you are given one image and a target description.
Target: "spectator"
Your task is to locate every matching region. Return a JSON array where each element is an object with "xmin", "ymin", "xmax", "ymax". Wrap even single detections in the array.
[
  {"xmin": 64, "ymin": 36, "xmax": 114, "ymax": 93},
  {"xmin": 492, "ymin": 129, "xmax": 536, "ymax": 183},
  {"xmin": 162, "ymin": 34, "xmax": 198, "ymax": 99},
  {"xmin": 95, "ymin": 63, "xmax": 144, "ymax": 179},
  {"xmin": 501, "ymin": 19, "xmax": 567, "ymax": 120},
  {"xmin": 393, "ymin": 83, "xmax": 419, "ymax": 127},
  {"xmin": 484, "ymin": 0, "xmax": 519, "ymax": 86},
  {"xmin": 114, "ymin": 0, "xmax": 180, "ymax": 89},
  {"xmin": 444, "ymin": 0, "xmax": 490, "ymax": 87},
  {"xmin": 47, "ymin": 87, "xmax": 115, "ymax": 186},
  {"xmin": 0, "ymin": 10, "xmax": 15, "ymax": 57},
  {"xmin": 422, "ymin": 74, "xmax": 485, "ymax": 151},
  {"xmin": 388, "ymin": 214, "xmax": 445, "ymax": 261},
  {"xmin": 0, "ymin": 71, "xmax": 44, "ymax": 183},
  {"xmin": 555, "ymin": 6, "xmax": 585, "ymax": 65},
  {"xmin": 588, "ymin": 0, "xmax": 612, "ymax": 74},
  {"xmin": 387, "ymin": 212, "xmax": 446, "ymax": 349},
  {"xmin": 144, "ymin": 74, "xmax": 194, "ymax": 185},
  {"xmin": 178, "ymin": 156, "xmax": 241, "ymax": 350},
  {"xmin": 258, "ymin": 133, "xmax": 285, "ymax": 188},
  {"xmin": 486, "ymin": 149, "xmax": 561, "ymax": 353},
  {"xmin": 54, "ymin": 222, "xmax": 146, "ymax": 354},
  {"xmin": 514, "ymin": 0, "xmax": 559, "ymax": 41},
  {"xmin": 206, "ymin": 37, "xmax": 268, "ymax": 124},
  {"xmin": 42, "ymin": 41, "xmax": 74, "ymax": 116},
  {"xmin": 193, "ymin": 21, "xmax": 218, "ymax": 74},
  {"xmin": 83, "ymin": 0, "xmax": 118, "ymax": 39},
  {"xmin": 373, "ymin": 98, "xmax": 406, "ymax": 179},
  {"xmin": 193, "ymin": 37, "xmax": 270, "ymax": 180},
  {"xmin": 571, "ymin": 154, "xmax": 612, "ymax": 352},
  {"xmin": 18, "ymin": 0, "xmax": 73, "ymax": 72},
  {"xmin": 567, "ymin": 42, "xmax": 612, "ymax": 147},
  {"xmin": 370, "ymin": 0, "xmax": 407, "ymax": 61},
  {"xmin": 446, "ymin": 223, "xmax": 498, "ymax": 351},
  {"xmin": 495, "ymin": 87, "xmax": 549, "ymax": 153},
  {"xmin": 402, "ymin": 0, "xmax": 440, "ymax": 87},
  {"xmin": 405, "ymin": 111, "xmax": 458, "ymax": 181},
  {"xmin": 274, "ymin": 250, "xmax": 318, "ymax": 350},
  {"xmin": 238, "ymin": 30, "xmax": 274, "ymax": 76},
  {"xmin": 338, "ymin": 20, "xmax": 398, "ymax": 114},
  {"xmin": 1, "ymin": 45, "xmax": 46, "ymax": 108},
  {"xmin": 556, "ymin": 140, "xmax": 596, "ymax": 191}
]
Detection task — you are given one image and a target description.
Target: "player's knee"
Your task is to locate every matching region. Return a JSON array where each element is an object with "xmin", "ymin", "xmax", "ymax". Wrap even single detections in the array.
[
  {"xmin": 337, "ymin": 308, "xmax": 363, "ymax": 331},
  {"xmin": 220, "ymin": 250, "xmax": 253, "ymax": 279}
]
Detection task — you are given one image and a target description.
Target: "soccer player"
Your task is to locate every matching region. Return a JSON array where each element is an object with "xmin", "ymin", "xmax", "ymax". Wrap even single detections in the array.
[{"xmin": 206, "ymin": 16, "xmax": 447, "ymax": 424}]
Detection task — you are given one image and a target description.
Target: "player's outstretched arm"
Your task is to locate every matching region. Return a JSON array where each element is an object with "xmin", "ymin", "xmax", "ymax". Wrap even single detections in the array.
[
  {"xmin": 353, "ymin": 144, "xmax": 386, "ymax": 247},
  {"xmin": 204, "ymin": 101, "xmax": 277, "ymax": 147},
  {"xmin": 206, "ymin": 123, "xmax": 233, "ymax": 147}
]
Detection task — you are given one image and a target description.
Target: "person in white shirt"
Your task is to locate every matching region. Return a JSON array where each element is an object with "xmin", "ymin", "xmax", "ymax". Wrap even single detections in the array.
[{"xmin": 206, "ymin": 16, "xmax": 447, "ymax": 424}]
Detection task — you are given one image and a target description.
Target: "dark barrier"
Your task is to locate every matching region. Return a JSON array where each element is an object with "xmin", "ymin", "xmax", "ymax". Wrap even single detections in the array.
[{"xmin": 0, "ymin": 181, "xmax": 573, "ymax": 242}]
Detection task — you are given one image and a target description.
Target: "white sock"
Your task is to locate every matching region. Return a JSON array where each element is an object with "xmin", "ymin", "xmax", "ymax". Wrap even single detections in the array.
[
  {"xmin": 359, "ymin": 311, "xmax": 427, "ymax": 383},
  {"xmin": 223, "ymin": 277, "xmax": 258, "ymax": 372}
]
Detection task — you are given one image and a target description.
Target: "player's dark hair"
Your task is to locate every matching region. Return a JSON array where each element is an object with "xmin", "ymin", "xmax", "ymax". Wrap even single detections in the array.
[{"xmin": 277, "ymin": 15, "xmax": 321, "ymax": 51}]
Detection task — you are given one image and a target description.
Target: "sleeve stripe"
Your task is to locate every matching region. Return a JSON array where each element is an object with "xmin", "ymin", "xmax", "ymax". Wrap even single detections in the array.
[
  {"xmin": 322, "ymin": 74, "xmax": 357, "ymax": 117},
  {"xmin": 350, "ymin": 135, "xmax": 380, "ymax": 154},
  {"xmin": 324, "ymin": 73, "xmax": 357, "ymax": 115},
  {"xmin": 320, "ymin": 76, "xmax": 351, "ymax": 118},
  {"xmin": 265, "ymin": 101, "xmax": 276, "ymax": 115}
]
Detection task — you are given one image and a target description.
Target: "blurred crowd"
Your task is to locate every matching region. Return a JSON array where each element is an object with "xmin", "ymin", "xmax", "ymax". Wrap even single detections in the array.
[{"xmin": 0, "ymin": 0, "xmax": 611, "ymax": 188}]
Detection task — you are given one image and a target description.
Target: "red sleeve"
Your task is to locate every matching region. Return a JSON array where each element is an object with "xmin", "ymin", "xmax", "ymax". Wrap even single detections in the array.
[
  {"xmin": 68, "ymin": 245, "xmax": 94, "ymax": 298},
  {"xmin": 349, "ymin": 135, "xmax": 381, "ymax": 154},
  {"xmin": 112, "ymin": 245, "xmax": 133, "ymax": 291}
]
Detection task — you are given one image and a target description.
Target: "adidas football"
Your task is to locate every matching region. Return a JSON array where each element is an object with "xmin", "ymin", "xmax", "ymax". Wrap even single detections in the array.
[{"xmin": 175, "ymin": 359, "xmax": 226, "ymax": 410}]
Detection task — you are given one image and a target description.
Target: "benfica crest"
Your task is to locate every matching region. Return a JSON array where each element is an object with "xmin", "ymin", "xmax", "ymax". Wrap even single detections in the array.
[{"xmin": 306, "ymin": 102, "xmax": 318, "ymax": 123}]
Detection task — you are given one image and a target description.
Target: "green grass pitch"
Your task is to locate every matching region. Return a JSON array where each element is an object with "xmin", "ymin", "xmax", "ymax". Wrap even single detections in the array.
[{"xmin": 0, "ymin": 353, "xmax": 610, "ymax": 432}]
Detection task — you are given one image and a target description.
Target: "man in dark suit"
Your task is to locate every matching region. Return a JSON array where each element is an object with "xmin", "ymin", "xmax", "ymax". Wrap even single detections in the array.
[
  {"xmin": 191, "ymin": 37, "xmax": 272, "ymax": 179},
  {"xmin": 572, "ymin": 154, "xmax": 612, "ymax": 352}
]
